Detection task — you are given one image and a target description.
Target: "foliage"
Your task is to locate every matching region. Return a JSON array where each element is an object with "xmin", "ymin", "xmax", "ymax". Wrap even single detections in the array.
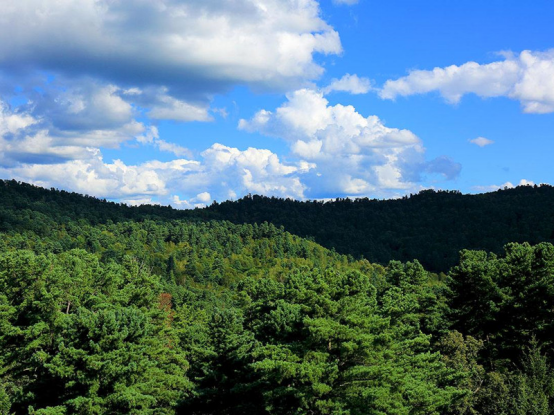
[
  {"xmin": 3, "ymin": 180, "xmax": 554, "ymax": 272},
  {"xmin": 197, "ymin": 185, "xmax": 554, "ymax": 272},
  {"xmin": 1, "ymin": 181, "xmax": 554, "ymax": 414}
]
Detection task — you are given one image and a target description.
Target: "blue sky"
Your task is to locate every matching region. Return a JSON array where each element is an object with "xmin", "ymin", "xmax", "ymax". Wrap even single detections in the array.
[{"xmin": 0, "ymin": 0, "xmax": 553, "ymax": 206}]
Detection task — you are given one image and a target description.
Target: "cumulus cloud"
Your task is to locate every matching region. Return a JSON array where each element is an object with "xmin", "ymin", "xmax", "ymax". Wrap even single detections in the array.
[
  {"xmin": 0, "ymin": 0, "xmax": 341, "ymax": 98},
  {"xmin": 136, "ymin": 126, "xmax": 191, "ymax": 157},
  {"xmin": 1, "ymin": 85, "xmax": 313, "ymax": 205},
  {"xmin": 0, "ymin": 142, "xmax": 311, "ymax": 205},
  {"xmin": 148, "ymin": 97, "xmax": 212, "ymax": 122},
  {"xmin": 43, "ymin": 84, "xmax": 134, "ymax": 132},
  {"xmin": 0, "ymin": 98, "xmax": 144, "ymax": 166},
  {"xmin": 1, "ymin": 87, "xmax": 462, "ymax": 204},
  {"xmin": 198, "ymin": 144, "xmax": 310, "ymax": 198},
  {"xmin": 380, "ymin": 50, "xmax": 554, "ymax": 113},
  {"xmin": 469, "ymin": 137, "xmax": 494, "ymax": 147},
  {"xmin": 4, "ymin": 78, "xmax": 145, "ymax": 139},
  {"xmin": 171, "ymin": 193, "xmax": 212, "ymax": 209},
  {"xmin": 0, "ymin": 154, "xmax": 168, "ymax": 200},
  {"xmin": 240, "ymin": 89, "xmax": 460, "ymax": 196},
  {"xmin": 473, "ymin": 179, "xmax": 535, "ymax": 192},
  {"xmin": 119, "ymin": 87, "xmax": 212, "ymax": 122},
  {"xmin": 0, "ymin": 0, "xmax": 344, "ymax": 201},
  {"xmin": 0, "ymin": 101, "xmax": 37, "ymax": 136},
  {"xmin": 0, "ymin": 2, "xmax": 466, "ymax": 204},
  {"xmin": 322, "ymin": 74, "xmax": 372, "ymax": 95},
  {"xmin": 0, "ymin": 0, "xmax": 343, "ymax": 150}
]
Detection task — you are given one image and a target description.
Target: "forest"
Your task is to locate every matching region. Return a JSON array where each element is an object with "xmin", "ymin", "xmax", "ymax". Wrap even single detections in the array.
[
  {"xmin": 195, "ymin": 185, "xmax": 554, "ymax": 272},
  {"xmin": 1, "ymin": 179, "xmax": 554, "ymax": 414},
  {"xmin": 4, "ymin": 180, "xmax": 554, "ymax": 272}
]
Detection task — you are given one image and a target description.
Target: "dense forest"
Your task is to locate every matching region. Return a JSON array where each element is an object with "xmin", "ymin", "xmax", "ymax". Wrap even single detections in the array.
[
  {"xmin": 4, "ymin": 179, "xmax": 554, "ymax": 272},
  {"xmin": 196, "ymin": 185, "xmax": 554, "ymax": 272},
  {"xmin": 1, "ymin": 179, "xmax": 554, "ymax": 414}
]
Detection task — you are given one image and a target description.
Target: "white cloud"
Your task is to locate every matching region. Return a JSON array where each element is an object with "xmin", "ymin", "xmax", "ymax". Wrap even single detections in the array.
[
  {"xmin": 196, "ymin": 192, "xmax": 212, "ymax": 204},
  {"xmin": 473, "ymin": 179, "xmax": 535, "ymax": 192},
  {"xmin": 123, "ymin": 197, "xmax": 161, "ymax": 207},
  {"xmin": 322, "ymin": 74, "xmax": 372, "ymax": 95},
  {"xmin": 39, "ymin": 83, "xmax": 135, "ymax": 132},
  {"xmin": 0, "ymin": 1, "xmax": 343, "ymax": 185},
  {"xmin": 0, "ymin": 142, "xmax": 310, "ymax": 205},
  {"xmin": 240, "ymin": 89, "xmax": 460, "ymax": 196},
  {"xmin": 171, "ymin": 192, "xmax": 212, "ymax": 209},
  {"xmin": 155, "ymin": 140, "xmax": 191, "ymax": 158},
  {"xmin": 0, "ymin": 1, "xmax": 472, "ymax": 204},
  {"xmin": 0, "ymin": 155, "xmax": 167, "ymax": 200},
  {"xmin": 146, "ymin": 91, "xmax": 212, "ymax": 122},
  {"xmin": 0, "ymin": 0, "xmax": 341, "ymax": 96},
  {"xmin": 199, "ymin": 144, "xmax": 310, "ymax": 198},
  {"xmin": 0, "ymin": 85, "xmax": 194, "ymax": 166},
  {"xmin": 0, "ymin": 102, "xmax": 36, "ymax": 135},
  {"xmin": 0, "ymin": 98, "xmax": 145, "ymax": 165},
  {"xmin": 0, "ymin": 89, "xmax": 461, "ymax": 204},
  {"xmin": 136, "ymin": 126, "xmax": 191, "ymax": 158},
  {"xmin": 469, "ymin": 137, "xmax": 494, "ymax": 147},
  {"xmin": 380, "ymin": 50, "xmax": 554, "ymax": 113}
]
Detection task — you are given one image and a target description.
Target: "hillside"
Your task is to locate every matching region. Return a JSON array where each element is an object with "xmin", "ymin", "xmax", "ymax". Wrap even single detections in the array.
[
  {"xmin": 197, "ymin": 185, "xmax": 554, "ymax": 271},
  {"xmin": 2, "ymin": 179, "xmax": 554, "ymax": 414},
  {"xmin": 0, "ymin": 179, "xmax": 455, "ymax": 414},
  {"xmin": 3, "ymin": 179, "xmax": 554, "ymax": 272}
]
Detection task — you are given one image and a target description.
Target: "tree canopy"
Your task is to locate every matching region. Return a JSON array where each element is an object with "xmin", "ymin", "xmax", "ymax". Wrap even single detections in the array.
[{"xmin": 1, "ymin": 181, "xmax": 554, "ymax": 414}]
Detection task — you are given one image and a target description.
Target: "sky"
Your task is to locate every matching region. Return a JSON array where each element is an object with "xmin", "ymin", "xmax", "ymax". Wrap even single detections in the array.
[{"xmin": 0, "ymin": 0, "xmax": 553, "ymax": 207}]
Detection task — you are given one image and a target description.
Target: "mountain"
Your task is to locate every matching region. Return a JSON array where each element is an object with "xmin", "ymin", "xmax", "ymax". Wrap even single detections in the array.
[
  {"xmin": 2, "ymin": 179, "xmax": 554, "ymax": 414},
  {"xmin": 195, "ymin": 185, "xmax": 554, "ymax": 271},
  {"xmin": 3, "ymin": 179, "xmax": 554, "ymax": 272}
]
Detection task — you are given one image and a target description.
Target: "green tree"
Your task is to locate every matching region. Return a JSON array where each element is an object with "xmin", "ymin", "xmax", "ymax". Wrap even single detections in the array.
[{"xmin": 0, "ymin": 250, "xmax": 191, "ymax": 414}]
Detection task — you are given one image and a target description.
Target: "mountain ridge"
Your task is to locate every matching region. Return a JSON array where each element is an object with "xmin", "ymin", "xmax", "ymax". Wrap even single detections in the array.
[{"xmin": 2, "ymin": 178, "xmax": 554, "ymax": 271}]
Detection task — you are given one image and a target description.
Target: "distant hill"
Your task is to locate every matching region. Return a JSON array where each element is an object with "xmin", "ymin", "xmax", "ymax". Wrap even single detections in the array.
[
  {"xmin": 2, "ymin": 178, "xmax": 554, "ymax": 271},
  {"xmin": 196, "ymin": 185, "xmax": 554, "ymax": 271},
  {"xmin": 0, "ymin": 179, "xmax": 184, "ymax": 228}
]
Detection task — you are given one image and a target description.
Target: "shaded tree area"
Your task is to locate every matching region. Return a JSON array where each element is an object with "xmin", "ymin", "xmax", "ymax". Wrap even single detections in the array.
[
  {"xmin": 441, "ymin": 242, "xmax": 554, "ymax": 415},
  {"xmin": 197, "ymin": 185, "xmax": 554, "ymax": 272},
  {"xmin": 3, "ymin": 179, "xmax": 554, "ymax": 272},
  {"xmin": 0, "ymin": 179, "xmax": 190, "ymax": 236}
]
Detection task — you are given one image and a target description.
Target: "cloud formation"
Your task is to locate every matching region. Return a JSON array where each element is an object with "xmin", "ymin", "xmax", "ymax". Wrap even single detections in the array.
[
  {"xmin": 0, "ymin": 0, "xmax": 341, "ymax": 99},
  {"xmin": 0, "ymin": 0, "xmax": 349, "ymax": 206},
  {"xmin": 323, "ymin": 74, "xmax": 372, "ymax": 95},
  {"xmin": 473, "ymin": 179, "xmax": 535, "ymax": 192},
  {"xmin": 135, "ymin": 126, "xmax": 192, "ymax": 157},
  {"xmin": 380, "ymin": 50, "xmax": 554, "ymax": 113},
  {"xmin": 0, "ymin": 142, "xmax": 311, "ymax": 206},
  {"xmin": 0, "ymin": 95, "xmax": 143, "ymax": 167},
  {"xmin": 1, "ymin": 88, "xmax": 461, "ymax": 205},
  {"xmin": 469, "ymin": 137, "xmax": 494, "ymax": 147},
  {"xmin": 240, "ymin": 89, "xmax": 460, "ymax": 196},
  {"xmin": 0, "ymin": 1, "xmax": 464, "ymax": 205},
  {"xmin": 1, "ymin": 92, "xmax": 311, "ymax": 204}
]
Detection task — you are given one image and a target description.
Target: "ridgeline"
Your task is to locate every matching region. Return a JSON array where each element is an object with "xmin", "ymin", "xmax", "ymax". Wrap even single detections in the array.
[
  {"xmin": 196, "ymin": 185, "xmax": 554, "ymax": 271},
  {"xmin": 3, "ymin": 179, "xmax": 554, "ymax": 272}
]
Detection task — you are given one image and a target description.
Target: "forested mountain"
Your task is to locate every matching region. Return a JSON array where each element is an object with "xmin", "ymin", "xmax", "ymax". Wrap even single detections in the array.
[
  {"xmin": 4, "ymin": 179, "xmax": 554, "ymax": 272},
  {"xmin": 1, "ymin": 180, "xmax": 554, "ymax": 414},
  {"xmin": 0, "ymin": 179, "xmax": 186, "ymax": 228},
  {"xmin": 197, "ymin": 185, "xmax": 554, "ymax": 271}
]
